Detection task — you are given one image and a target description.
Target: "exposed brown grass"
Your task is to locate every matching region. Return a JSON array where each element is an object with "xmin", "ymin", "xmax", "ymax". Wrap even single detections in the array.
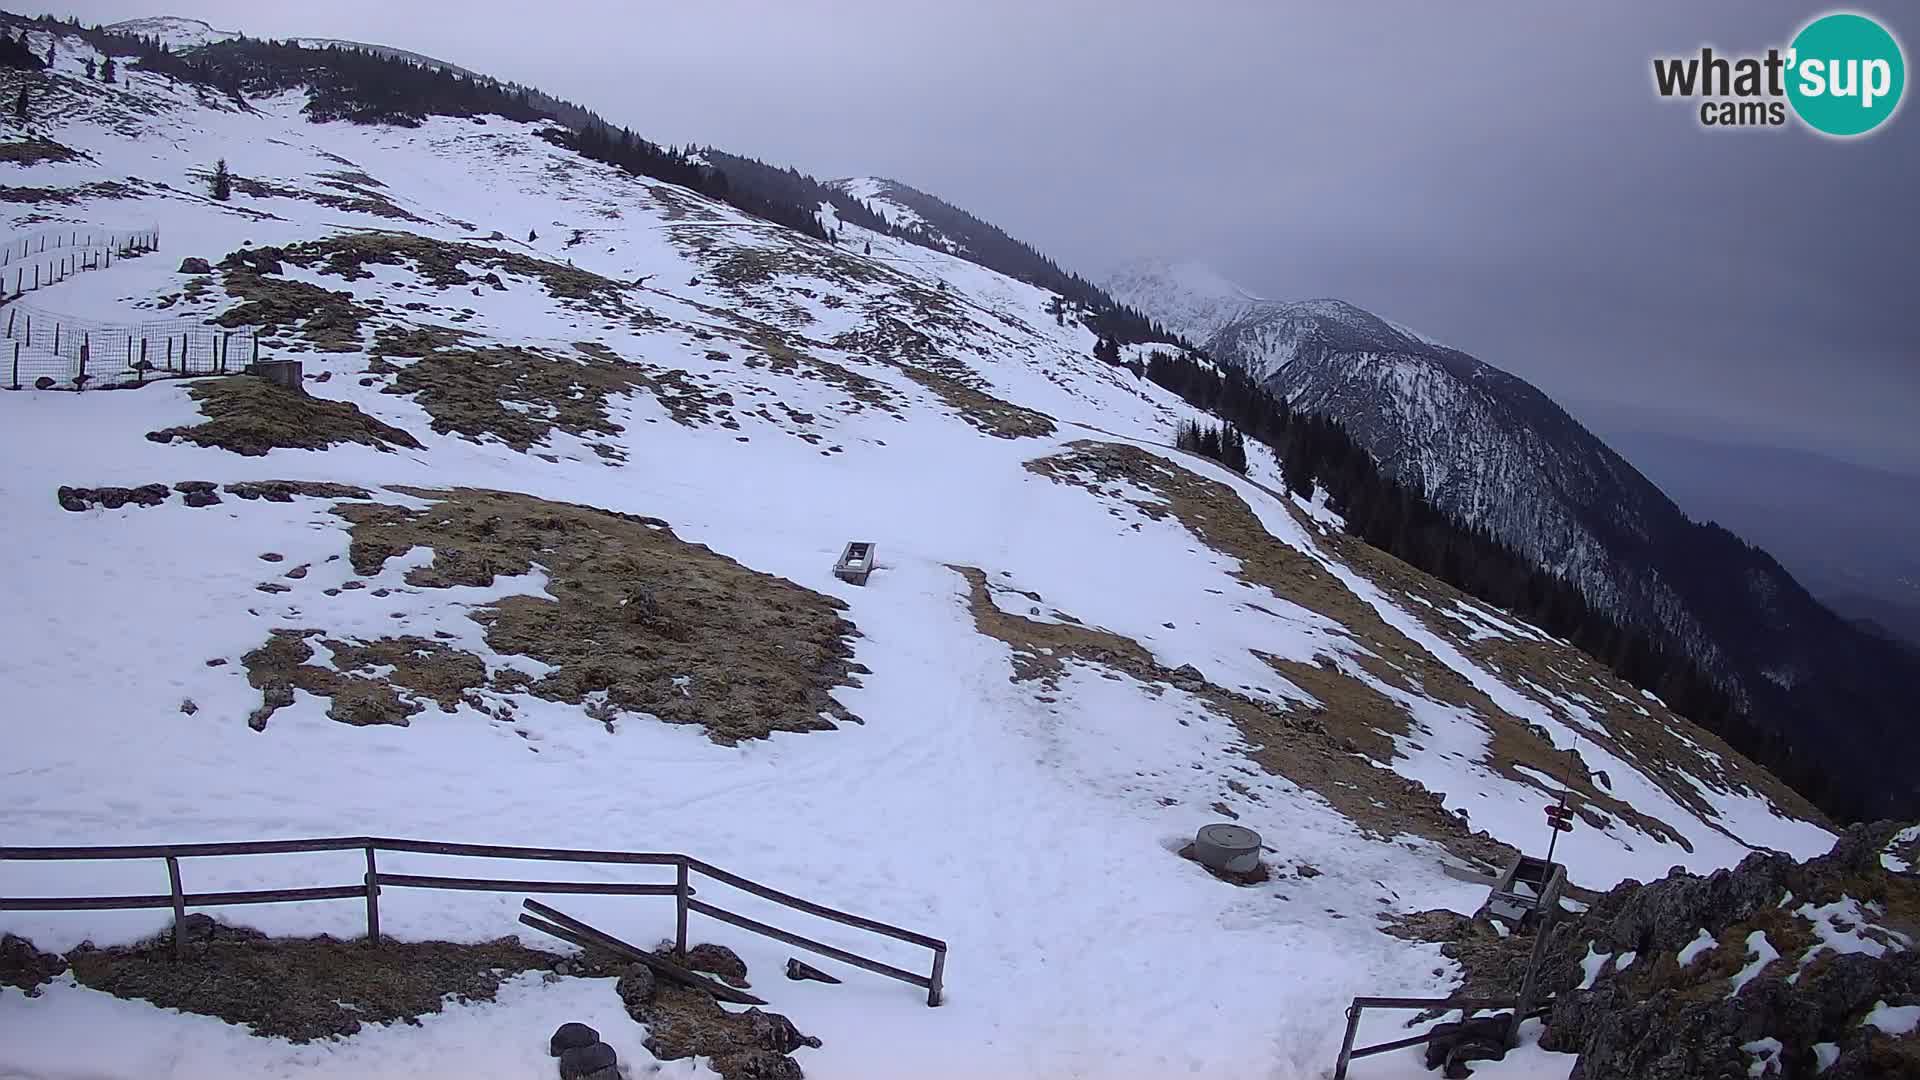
[
  {"xmin": 0, "ymin": 136, "xmax": 81, "ymax": 166},
  {"xmin": 1329, "ymin": 527, "xmax": 1827, "ymax": 830},
  {"xmin": 242, "ymin": 629, "xmax": 487, "ymax": 730},
  {"xmin": 67, "ymin": 923, "xmax": 558, "ymax": 1041},
  {"xmin": 332, "ymin": 488, "xmax": 863, "ymax": 743},
  {"xmin": 226, "ymin": 172, "xmax": 424, "ymax": 223},
  {"xmin": 949, "ymin": 563, "xmax": 1514, "ymax": 869},
  {"xmin": 215, "ymin": 267, "xmax": 370, "ymax": 353},
  {"xmin": 145, "ymin": 376, "xmax": 422, "ymax": 456}
]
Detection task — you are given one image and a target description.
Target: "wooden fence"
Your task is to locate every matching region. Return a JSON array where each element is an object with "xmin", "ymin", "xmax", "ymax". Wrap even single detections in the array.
[{"xmin": 0, "ymin": 836, "xmax": 947, "ymax": 1006}]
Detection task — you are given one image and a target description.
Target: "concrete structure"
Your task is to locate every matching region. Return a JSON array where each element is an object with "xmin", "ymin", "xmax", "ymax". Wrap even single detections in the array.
[{"xmin": 833, "ymin": 542, "xmax": 876, "ymax": 585}]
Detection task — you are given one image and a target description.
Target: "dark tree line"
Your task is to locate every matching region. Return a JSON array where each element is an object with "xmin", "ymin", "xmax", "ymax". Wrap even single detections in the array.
[
  {"xmin": 0, "ymin": 29, "xmax": 47, "ymax": 71},
  {"xmin": 1175, "ymin": 419, "xmax": 1249, "ymax": 473},
  {"xmin": 1141, "ymin": 347, "xmax": 1751, "ymax": 762}
]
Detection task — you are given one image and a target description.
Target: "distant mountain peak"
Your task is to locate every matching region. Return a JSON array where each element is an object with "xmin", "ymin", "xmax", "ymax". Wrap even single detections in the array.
[{"xmin": 104, "ymin": 15, "xmax": 240, "ymax": 50}]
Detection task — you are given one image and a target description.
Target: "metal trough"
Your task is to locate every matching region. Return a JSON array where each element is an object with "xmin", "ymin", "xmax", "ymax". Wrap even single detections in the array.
[{"xmin": 834, "ymin": 542, "xmax": 876, "ymax": 585}]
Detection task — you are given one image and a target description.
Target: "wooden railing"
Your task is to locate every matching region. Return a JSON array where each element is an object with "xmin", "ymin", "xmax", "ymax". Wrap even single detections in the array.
[
  {"xmin": 0, "ymin": 836, "xmax": 946, "ymax": 1005},
  {"xmin": 1332, "ymin": 996, "xmax": 1517, "ymax": 1078}
]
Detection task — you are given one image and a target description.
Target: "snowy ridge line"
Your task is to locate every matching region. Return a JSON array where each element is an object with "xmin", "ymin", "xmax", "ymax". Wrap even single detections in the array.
[{"xmin": 0, "ymin": 834, "xmax": 949, "ymax": 1002}]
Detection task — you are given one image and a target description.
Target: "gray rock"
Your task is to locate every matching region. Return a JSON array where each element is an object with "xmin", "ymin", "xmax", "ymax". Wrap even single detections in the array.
[
  {"xmin": 177, "ymin": 257, "xmax": 211, "ymax": 274},
  {"xmin": 1536, "ymin": 822, "xmax": 1920, "ymax": 1080},
  {"xmin": 615, "ymin": 964, "xmax": 656, "ymax": 1014},
  {"xmin": 557, "ymin": 1040, "xmax": 617, "ymax": 1078},
  {"xmin": 742, "ymin": 1008, "xmax": 820, "ymax": 1053},
  {"xmin": 548, "ymin": 1021, "xmax": 599, "ymax": 1057},
  {"xmin": 785, "ymin": 958, "xmax": 840, "ymax": 984},
  {"xmin": 687, "ymin": 942, "xmax": 748, "ymax": 983}
]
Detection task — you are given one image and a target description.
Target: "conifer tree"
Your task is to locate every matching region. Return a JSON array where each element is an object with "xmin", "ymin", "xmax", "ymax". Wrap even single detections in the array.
[
  {"xmin": 211, "ymin": 158, "xmax": 231, "ymax": 201},
  {"xmin": 84, "ymin": 56, "xmax": 96, "ymax": 79},
  {"xmin": 100, "ymin": 56, "xmax": 116, "ymax": 83}
]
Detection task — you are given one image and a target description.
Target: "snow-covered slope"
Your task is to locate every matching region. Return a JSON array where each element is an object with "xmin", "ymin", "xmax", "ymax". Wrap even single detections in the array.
[
  {"xmin": 0, "ymin": 26, "xmax": 1838, "ymax": 1080},
  {"xmin": 827, "ymin": 176, "xmax": 967, "ymax": 255},
  {"xmin": 102, "ymin": 15, "xmax": 239, "ymax": 50}
]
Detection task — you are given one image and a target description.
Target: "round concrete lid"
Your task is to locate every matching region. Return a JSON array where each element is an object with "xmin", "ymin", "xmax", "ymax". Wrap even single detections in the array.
[{"xmin": 1196, "ymin": 823, "xmax": 1261, "ymax": 852}]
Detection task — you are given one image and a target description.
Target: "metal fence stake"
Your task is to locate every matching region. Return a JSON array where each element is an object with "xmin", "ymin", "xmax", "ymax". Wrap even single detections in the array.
[{"xmin": 165, "ymin": 856, "xmax": 186, "ymax": 961}]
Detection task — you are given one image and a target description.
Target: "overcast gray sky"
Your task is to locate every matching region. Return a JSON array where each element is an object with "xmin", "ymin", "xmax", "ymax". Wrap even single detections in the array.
[{"xmin": 57, "ymin": 0, "xmax": 1920, "ymax": 472}]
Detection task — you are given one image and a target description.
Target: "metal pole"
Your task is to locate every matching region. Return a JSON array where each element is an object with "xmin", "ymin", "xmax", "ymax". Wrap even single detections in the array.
[
  {"xmin": 166, "ymin": 856, "xmax": 186, "ymax": 961},
  {"xmin": 364, "ymin": 845, "xmax": 381, "ymax": 945}
]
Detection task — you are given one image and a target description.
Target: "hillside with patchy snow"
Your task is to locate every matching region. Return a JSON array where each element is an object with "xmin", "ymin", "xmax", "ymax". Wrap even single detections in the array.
[
  {"xmin": 1107, "ymin": 260, "xmax": 1920, "ymax": 827},
  {"xmin": 0, "ymin": 19, "xmax": 1878, "ymax": 1080}
]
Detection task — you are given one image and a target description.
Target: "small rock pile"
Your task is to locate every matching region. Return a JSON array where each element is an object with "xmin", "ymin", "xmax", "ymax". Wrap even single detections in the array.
[
  {"xmin": 1, "ymin": 933, "xmax": 68, "ymax": 996},
  {"xmin": 548, "ymin": 943, "xmax": 821, "ymax": 1080}
]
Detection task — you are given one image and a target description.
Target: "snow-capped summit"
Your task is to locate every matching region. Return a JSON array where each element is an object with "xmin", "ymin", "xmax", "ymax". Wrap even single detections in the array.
[
  {"xmin": 103, "ymin": 15, "xmax": 239, "ymax": 50},
  {"xmin": 1103, "ymin": 257, "xmax": 1266, "ymax": 345},
  {"xmin": 1114, "ymin": 263, "xmax": 1918, "ymax": 825}
]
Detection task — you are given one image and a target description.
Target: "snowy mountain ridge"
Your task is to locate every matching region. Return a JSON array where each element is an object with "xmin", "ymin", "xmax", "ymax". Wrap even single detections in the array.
[
  {"xmin": 101, "ymin": 15, "xmax": 238, "ymax": 49},
  {"xmin": 1109, "ymin": 259, "xmax": 1920, "ymax": 824},
  {"xmin": 0, "ymin": 17, "xmax": 1868, "ymax": 1079}
]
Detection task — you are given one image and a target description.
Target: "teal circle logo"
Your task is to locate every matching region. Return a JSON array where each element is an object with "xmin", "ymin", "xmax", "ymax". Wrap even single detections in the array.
[{"xmin": 1787, "ymin": 12, "xmax": 1906, "ymax": 136}]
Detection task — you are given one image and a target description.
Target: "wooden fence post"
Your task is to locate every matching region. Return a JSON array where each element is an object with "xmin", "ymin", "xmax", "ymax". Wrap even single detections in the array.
[
  {"xmin": 166, "ymin": 337, "xmax": 173, "ymax": 372},
  {"xmin": 166, "ymin": 856, "xmax": 186, "ymax": 961},
  {"xmin": 928, "ymin": 946, "xmax": 946, "ymax": 1007},
  {"xmin": 5, "ymin": 309, "xmax": 13, "ymax": 337},
  {"xmin": 78, "ymin": 337, "xmax": 88, "ymax": 388},
  {"xmin": 222, "ymin": 332, "xmax": 232, "ymax": 373},
  {"xmin": 11, "ymin": 341, "xmax": 18, "ymax": 390},
  {"xmin": 675, "ymin": 859, "xmax": 690, "ymax": 957},
  {"xmin": 364, "ymin": 845, "xmax": 381, "ymax": 945},
  {"xmin": 52, "ymin": 322, "xmax": 58, "ymax": 352}
]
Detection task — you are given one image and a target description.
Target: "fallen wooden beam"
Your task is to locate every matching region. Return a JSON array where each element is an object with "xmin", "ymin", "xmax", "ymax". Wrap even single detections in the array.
[{"xmin": 520, "ymin": 898, "xmax": 767, "ymax": 1006}]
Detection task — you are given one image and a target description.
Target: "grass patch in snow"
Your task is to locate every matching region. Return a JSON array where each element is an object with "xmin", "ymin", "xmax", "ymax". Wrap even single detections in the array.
[
  {"xmin": 0, "ymin": 179, "xmax": 134, "ymax": 204},
  {"xmin": 333, "ymin": 488, "xmax": 863, "ymax": 744},
  {"xmin": 834, "ymin": 316, "xmax": 1054, "ymax": 438},
  {"xmin": 1032, "ymin": 443, "xmax": 1699, "ymax": 850},
  {"xmin": 369, "ymin": 330, "xmax": 643, "ymax": 456},
  {"xmin": 283, "ymin": 232, "xmax": 646, "ymax": 321},
  {"xmin": 66, "ymin": 921, "xmax": 559, "ymax": 1042},
  {"xmin": 145, "ymin": 376, "xmax": 423, "ymax": 456},
  {"xmin": 243, "ymin": 630, "xmax": 488, "ymax": 730},
  {"xmin": 216, "ymin": 263, "xmax": 371, "ymax": 353},
  {"xmin": 948, "ymin": 562, "xmax": 1513, "ymax": 870},
  {"xmin": 0, "ymin": 135, "xmax": 82, "ymax": 166},
  {"xmin": 1356, "ymin": 537, "xmax": 1829, "ymax": 830},
  {"xmin": 226, "ymin": 171, "xmax": 424, "ymax": 222}
]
